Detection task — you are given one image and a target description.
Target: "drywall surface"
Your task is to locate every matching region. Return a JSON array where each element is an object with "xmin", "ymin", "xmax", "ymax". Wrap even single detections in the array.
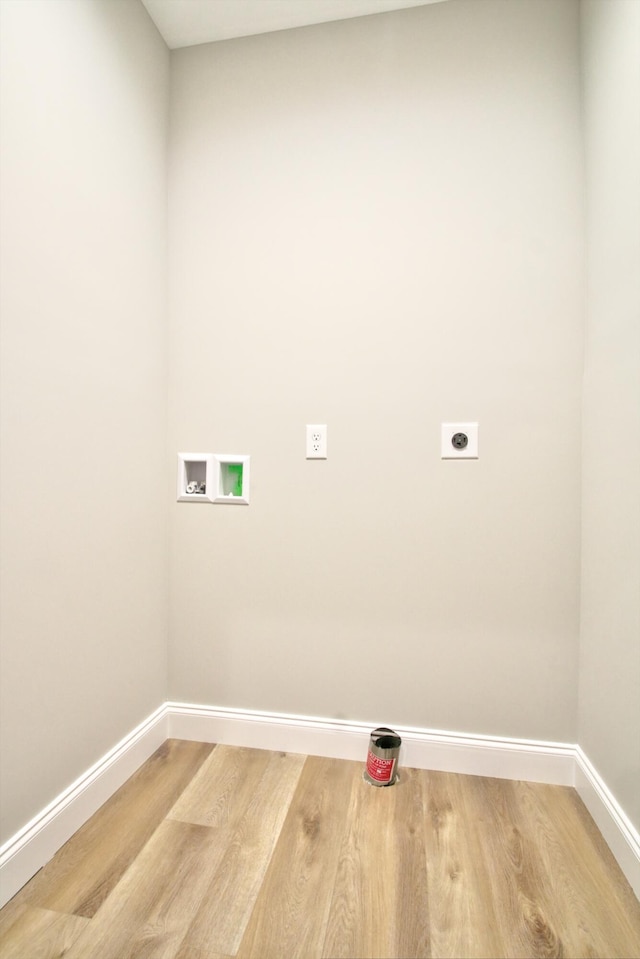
[
  {"xmin": 579, "ymin": 0, "xmax": 640, "ymax": 833},
  {"xmin": 0, "ymin": 0, "xmax": 169, "ymax": 843},
  {"xmin": 168, "ymin": 0, "xmax": 584, "ymax": 742}
]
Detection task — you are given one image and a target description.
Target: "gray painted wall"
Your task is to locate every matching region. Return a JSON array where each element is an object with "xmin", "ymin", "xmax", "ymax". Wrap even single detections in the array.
[
  {"xmin": 579, "ymin": 0, "xmax": 640, "ymax": 833},
  {"xmin": 168, "ymin": 0, "xmax": 584, "ymax": 743},
  {"xmin": 0, "ymin": 0, "xmax": 170, "ymax": 843}
]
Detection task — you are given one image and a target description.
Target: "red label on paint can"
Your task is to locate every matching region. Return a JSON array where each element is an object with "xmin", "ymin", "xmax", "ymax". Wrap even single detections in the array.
[{"xmin": 366, "ymin": 751, "xmax": 396, "ymax": 784}]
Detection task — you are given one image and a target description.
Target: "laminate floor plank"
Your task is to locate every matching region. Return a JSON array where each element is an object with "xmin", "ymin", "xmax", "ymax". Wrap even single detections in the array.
[
  {"xmin": 0, "ymin": 904, "xmax": 89, "ymax": 959},
  {"xmin": 236, "ymin": 756, "xmax": 357, "ymax": 959},
  {"xmin": 422, "ymin": 769, "xmax": 504, "ymax": 959},
  {"xmin": 62, "ymin": 749, "xmax": 303, "ymax": 959},
  {"xmin": 0, "ymin": 895, "xmax": 26, "ymax": 940},
  {"xmin": 62, "ymin": 819, "xmax": 222, "ymax": 959},
  {"xmin": 566, "ymin": 784, "xmax": 640, "ymax": 927},
  {"xmin": 515, "ymin": 780, "xmax": 640, "ymax": 959},
  {"xmin": 12, "ymin": 739, "xmax": 214, "ymax": 919},
  {"xmin": 174, "ymin": 750, "xmax": 305, "ymax": 958},
  {"xmin": 322, "ymin": 765, "xmax": 430, "ymax": 959},
  {"xmin": 469, "ymin": 775, "xmax": 571, "ymax": 958},
  {"xmin": 1, "ymin": 742, "xmax": 639, "ymax": 959},
  {"xmin": 476, "ymin": 778, "xmax": 604, "ymax": 959},
  {"xmin": 167, "ymin": 744, "xmax": 274, "ymax": 828}
]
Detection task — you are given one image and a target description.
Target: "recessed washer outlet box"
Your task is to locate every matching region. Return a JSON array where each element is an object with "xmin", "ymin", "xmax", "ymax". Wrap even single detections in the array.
[
  {"xmin": 213, "ymin": 455, "xmax": 250, "ymax": 505},
  {"xmin": 441, "ymin": 423, "xmax": 479, "ymax": 459},
  {"xmin": 177, "ymin": 453, "xmax": 215, "ymax": 502}
]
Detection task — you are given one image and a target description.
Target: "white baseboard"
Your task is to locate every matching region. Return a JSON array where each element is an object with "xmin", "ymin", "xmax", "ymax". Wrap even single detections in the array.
[
  {"xmin": 166, "ymin": 702, "xmax": 576, "ymax": 786},
  {"xmin": 0, "ymin": 704, "xmax": 168, "ymax": 909},
  {"xmin": 1, "ymin": 702, "xmax": 637, "ymax": 910},
  {"xmin": 575, "ymin": 747, "xmax": 640, "ymax": 899}
]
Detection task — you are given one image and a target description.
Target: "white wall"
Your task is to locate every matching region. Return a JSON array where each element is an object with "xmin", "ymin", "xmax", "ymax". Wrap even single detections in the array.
[
  {"xmin": 579, "ymin": 0, "xmax": 640, "ymax": 833},
  {"xmin": 168, "ymin": 0, "xmax": 585, "ymax": 743},
  {"xmin": 0, "ymin": 0, "xmax": 169, "ymax": 843}
]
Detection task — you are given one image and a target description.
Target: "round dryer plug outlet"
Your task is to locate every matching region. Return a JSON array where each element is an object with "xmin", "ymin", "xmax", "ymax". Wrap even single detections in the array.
[{"xmin": 441, "ymin": 422, "xmax": 479, "ymax": 459}]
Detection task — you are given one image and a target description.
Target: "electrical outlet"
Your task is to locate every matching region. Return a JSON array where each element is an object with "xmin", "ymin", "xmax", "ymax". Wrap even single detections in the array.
[
  {"xmin": 306, "ymin": 424, "xmax": 327, "ymax": 459},
  {"xmin": 441, "ymin": 422, "xmax": 478, "ymax": 459}
]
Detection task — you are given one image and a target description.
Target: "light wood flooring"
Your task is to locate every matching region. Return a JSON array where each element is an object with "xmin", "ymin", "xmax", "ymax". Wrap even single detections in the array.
[{"xmin": 1, "ymin": 739, "xmax": 639, "ymax": 958}]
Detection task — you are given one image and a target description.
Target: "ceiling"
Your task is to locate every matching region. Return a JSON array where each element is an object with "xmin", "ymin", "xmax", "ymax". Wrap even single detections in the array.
[{"xmin": 140, "ymin": 0, "xmax": 446, "ymax": 49}]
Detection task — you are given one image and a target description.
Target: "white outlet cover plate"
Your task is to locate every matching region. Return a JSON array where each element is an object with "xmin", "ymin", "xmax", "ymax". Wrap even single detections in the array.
[
  {"xmin": 306, "ymin": 424, "xmax": 327, "ymax": 459},
  {"xmin": 441, "ymin": 422, "xmax": 479, "ymax": 459}
]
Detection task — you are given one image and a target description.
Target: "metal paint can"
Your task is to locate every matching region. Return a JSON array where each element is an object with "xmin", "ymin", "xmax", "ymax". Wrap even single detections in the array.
[{"xmin": 364, "ymin": 727, "xmax": 402, "ymax": 787}]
